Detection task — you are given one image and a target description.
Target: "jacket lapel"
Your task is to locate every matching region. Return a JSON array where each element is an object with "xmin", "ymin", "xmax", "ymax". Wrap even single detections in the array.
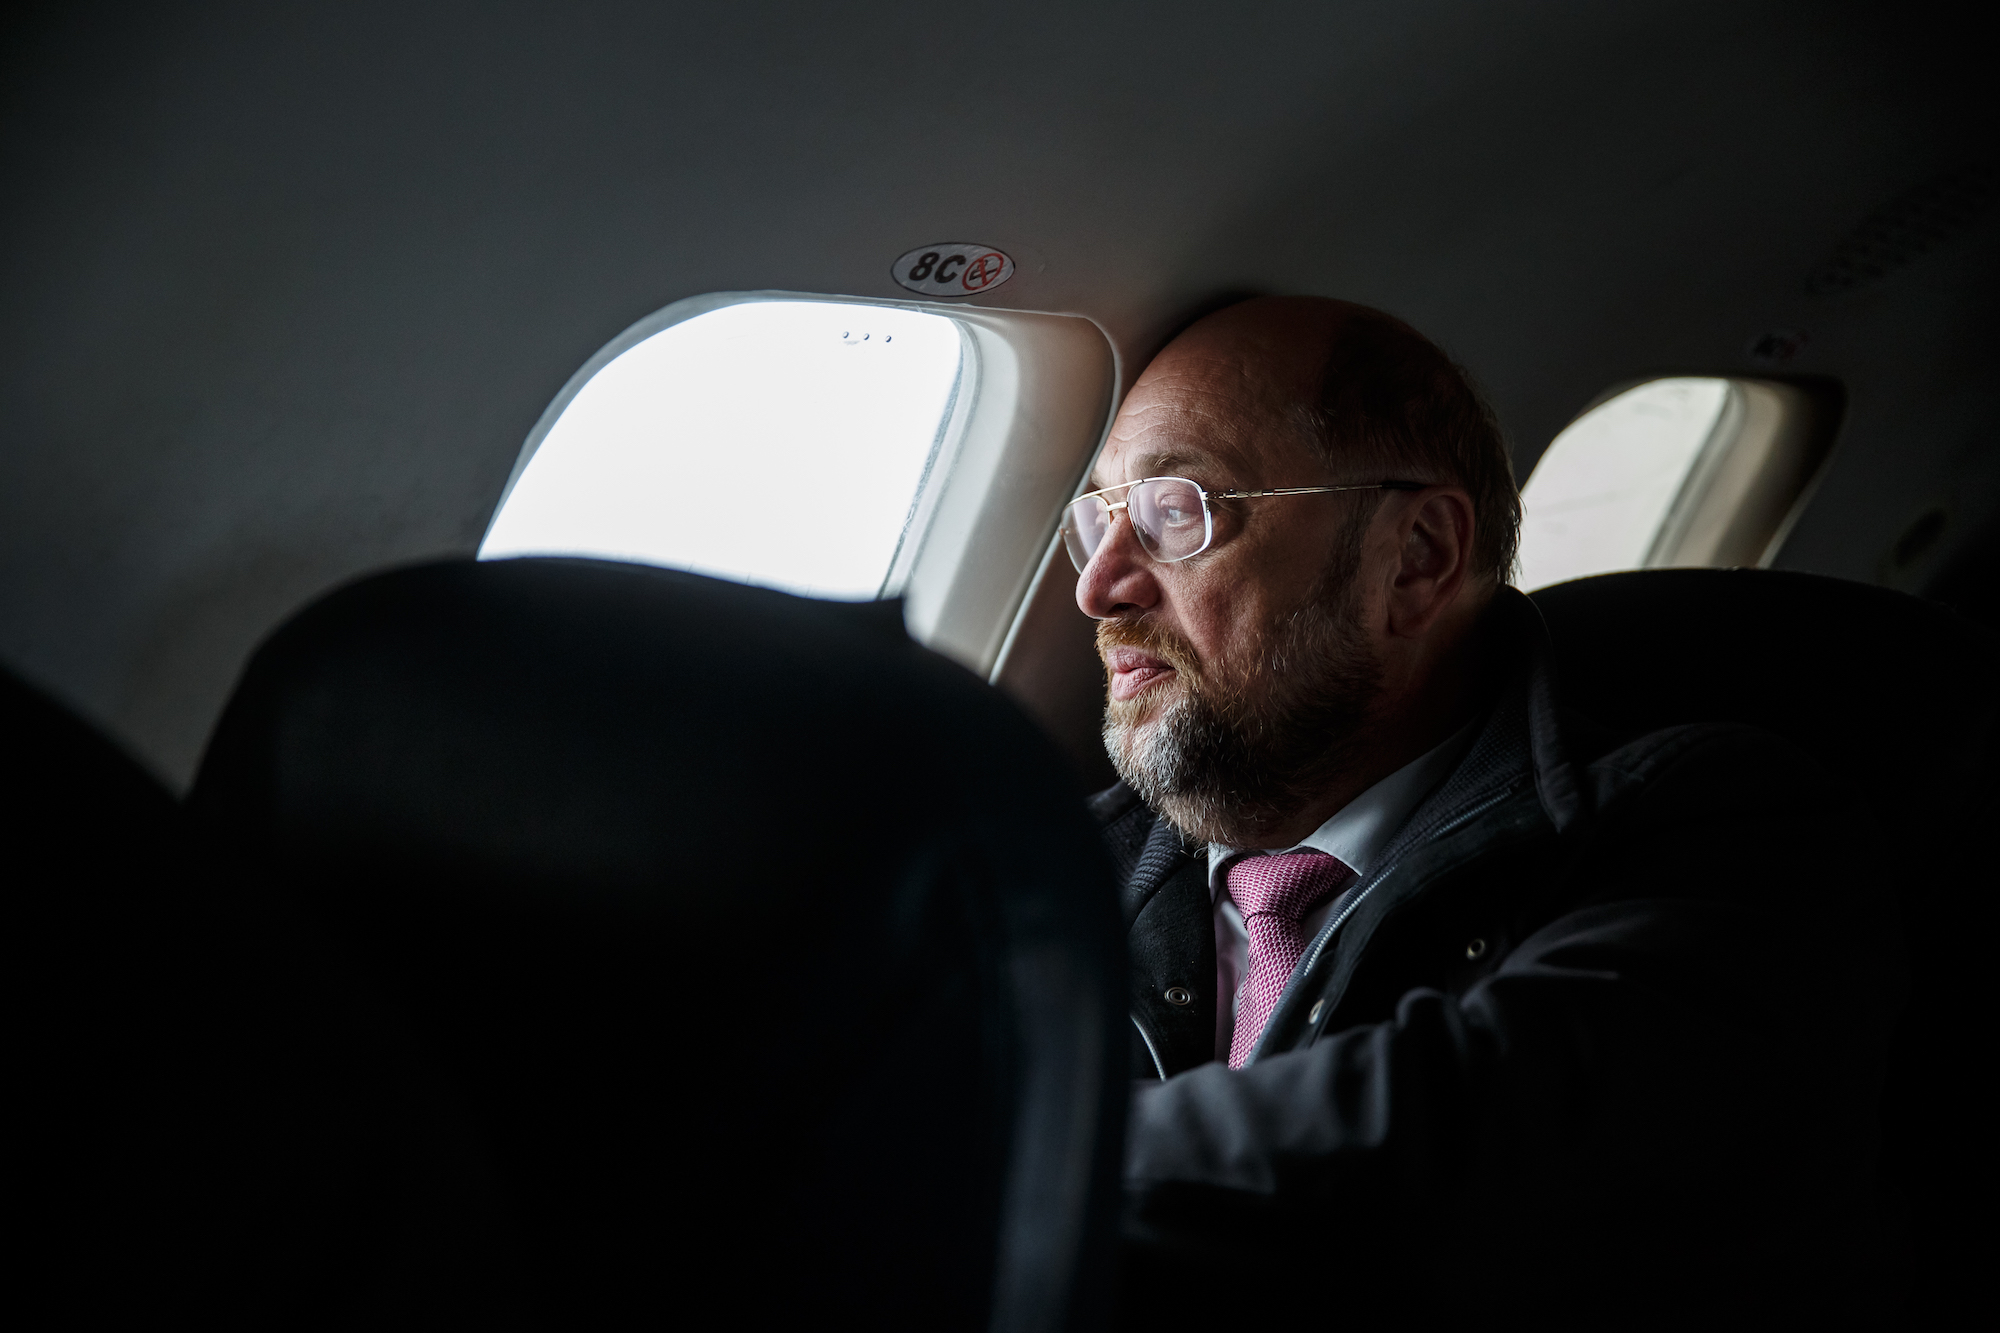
[
  {"xmin": 1127, "ymin": 840, "xmax": 1215, "ymax": 1077},
  {"xmin": 1101, "ymin": 801, "xmax": 1218, "ymax": 1077},
  {"xmin": 1123, "ymin": 815, "xmax": 1192, "ymax": 926}
]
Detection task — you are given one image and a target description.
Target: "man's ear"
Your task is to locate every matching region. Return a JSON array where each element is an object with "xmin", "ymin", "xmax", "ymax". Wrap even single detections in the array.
[{"xmin": 1385, "ymin": 488, "xmax": 1475, "ymax": 638}]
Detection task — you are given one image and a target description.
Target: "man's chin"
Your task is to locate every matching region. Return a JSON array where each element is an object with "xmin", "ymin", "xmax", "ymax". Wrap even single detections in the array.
[
  {"xmin": 1103, "ymin": 705, "xmax": 1166, "ymax": 751},
  {"xmin": 1103, "ymin": 689, "xmax": 1191, "ymax": 807},
  {"xmin": 1101, "ymin": 712, "xmax": 1150, "ymax": 781}
]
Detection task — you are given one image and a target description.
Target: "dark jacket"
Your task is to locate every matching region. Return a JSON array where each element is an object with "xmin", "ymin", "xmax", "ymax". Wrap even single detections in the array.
[{"xmin": 1097, "ymin": 589, "xmax": 1899, "ymax": 1325}]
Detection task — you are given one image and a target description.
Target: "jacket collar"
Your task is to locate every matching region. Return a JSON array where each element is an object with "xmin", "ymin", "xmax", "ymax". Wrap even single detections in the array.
[
  {"xmin": 1515, "ymin": 587, "xmax": 1594, "ymax": 834},
  {"xmin": 1348, "ymin": 586, "xmax": 1594, "ymax": 865},
  {"xmin": 1122, "ymin": 815, "xmax": 1199, "ymax": 928}
]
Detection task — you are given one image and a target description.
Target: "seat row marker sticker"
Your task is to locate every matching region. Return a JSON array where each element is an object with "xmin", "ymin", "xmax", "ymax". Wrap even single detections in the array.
[{"xmin": 891, "ymin": 243, "xmax": 1015, "ymax": 298}]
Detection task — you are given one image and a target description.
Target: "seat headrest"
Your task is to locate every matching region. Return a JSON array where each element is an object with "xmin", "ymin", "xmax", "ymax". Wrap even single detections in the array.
[
  {"xmin": 6, "ymin": 669, "xmax": 233, "ymax": 1321},
  {"xmin": 1529, "ymin": 568, "xmax": 1999, "ymax": 814},
  {"xmin": 192, "ymin": 558, "xmax": 1124, "ymax": 1328}
]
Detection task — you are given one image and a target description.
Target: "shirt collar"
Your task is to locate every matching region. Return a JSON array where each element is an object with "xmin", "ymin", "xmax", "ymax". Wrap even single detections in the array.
[{"xmin": 1206, "ymin": 719, "xmax": 1479, "ymax": 896}]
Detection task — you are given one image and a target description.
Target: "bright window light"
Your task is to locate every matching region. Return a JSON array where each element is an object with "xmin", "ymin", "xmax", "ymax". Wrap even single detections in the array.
[
  {"xmin": 480, "ymin": 300, "xmax": 964, "ymax": 599},
  {"xmin": 1514, "ymin": 378, "xmax": 1731, "ymax": 591}
]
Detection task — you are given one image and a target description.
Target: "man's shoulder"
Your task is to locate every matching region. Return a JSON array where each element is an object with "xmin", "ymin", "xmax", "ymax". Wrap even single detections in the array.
[
  {"xmin": 1382, "ymin": 712, "xmax": 1834, "ymax": 900},
  {"xmin": 1579, "ymin": 719, "xmax": 1832, "ymax": 821},
  {"xmin": 1557, "ymin": 718, "xmax": 1851, "ymax": 917}
]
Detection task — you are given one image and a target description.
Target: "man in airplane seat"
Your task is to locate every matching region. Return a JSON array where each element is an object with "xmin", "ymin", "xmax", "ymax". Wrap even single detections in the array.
[{"xmin": 1076, "ymin": 298, "xmax": 1895, "ymax": 1323}]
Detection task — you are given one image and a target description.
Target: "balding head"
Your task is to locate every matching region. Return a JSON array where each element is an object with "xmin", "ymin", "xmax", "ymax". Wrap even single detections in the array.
[
  {"xmin": 1077, "ymin": 296, "xmax": 1515, "ymax": 847},
  {"xmin": 1121, "ymin": 297, "xmax": 1343, "ymax": 418},
  {"xmin": 1121, "ymin": 296, "xmax": 1518, "ymax": 580}
]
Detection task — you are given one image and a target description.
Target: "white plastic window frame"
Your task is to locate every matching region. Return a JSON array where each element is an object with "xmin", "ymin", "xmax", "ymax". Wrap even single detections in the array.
[
  {"xmin": 484, "ymin": 290, "xmax": 1118, "ymax": 677},
  {"xmin": 1642, "ymin": 377, "xmax": 1831, "ymax": 570},
  {"xmin": 1518, "ymin": 376, "xmax": 1834, "ymax": 585}
]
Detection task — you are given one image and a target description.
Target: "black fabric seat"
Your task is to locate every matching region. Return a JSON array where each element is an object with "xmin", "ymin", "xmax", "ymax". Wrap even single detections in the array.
[
  {"xmin": 9, "ymin": 666, "xmax": 186, "ymax": 1320},
  {"xmin": 11, "ymin": 665, "xmax": 531, "ymax": 1327},
  {"xmin": 187, "ymin": 557, "xmax": 1125, "ymax": 1329},
  {"xmin": 1529, "ymin": 568, "xmax": 1999, "ymax": 1326}
]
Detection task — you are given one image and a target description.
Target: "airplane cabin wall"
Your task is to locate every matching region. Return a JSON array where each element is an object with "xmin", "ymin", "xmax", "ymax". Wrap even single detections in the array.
[{"xmin": 1, "ymin": 0, "xmax": 1993, "ymax": 787}]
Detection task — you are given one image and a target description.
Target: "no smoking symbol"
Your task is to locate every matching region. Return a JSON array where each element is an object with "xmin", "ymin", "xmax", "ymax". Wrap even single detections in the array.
[{"xmin": 959, "ymin": 252, "xmax": 1006, "ymax": 292}]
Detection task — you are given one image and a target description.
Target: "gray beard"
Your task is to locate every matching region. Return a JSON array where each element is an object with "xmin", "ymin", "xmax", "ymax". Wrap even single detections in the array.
[{"xmin": 1104, "ymin": 578, "xmax": 1382, "ymax": 849}]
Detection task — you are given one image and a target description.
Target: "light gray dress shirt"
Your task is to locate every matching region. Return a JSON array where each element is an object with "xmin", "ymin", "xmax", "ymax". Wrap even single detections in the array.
[{"xmin": 1204, "ymin": 722, "xmax": 1477, "ymax": 1061}]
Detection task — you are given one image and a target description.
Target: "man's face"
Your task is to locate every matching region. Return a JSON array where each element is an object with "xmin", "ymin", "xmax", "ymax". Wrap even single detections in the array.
[{"xmin": 1077, "ymin": 320, "xmax": 1388, "ymax": 846}]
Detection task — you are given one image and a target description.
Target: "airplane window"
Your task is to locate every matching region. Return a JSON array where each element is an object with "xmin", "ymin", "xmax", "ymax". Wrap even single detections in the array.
[
  {"xmin": 480, "ymin": 300, "xmax": 964, "ymax": 599},
  {"xmin": 1514, "ymin": 376, "xmax": 1823, "ymax": 590}
]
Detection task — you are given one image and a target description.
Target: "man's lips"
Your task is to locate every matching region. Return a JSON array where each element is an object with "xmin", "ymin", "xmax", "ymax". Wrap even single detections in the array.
[{"xmin": 1104, "ymin": 646, "xmax": 1177, "ymax": 701}]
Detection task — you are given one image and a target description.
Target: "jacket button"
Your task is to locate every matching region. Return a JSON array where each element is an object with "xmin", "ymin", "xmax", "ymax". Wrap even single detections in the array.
[
  {"xmin": 1465, "ymin": 937, "xmax": 1488, "ymax": 960},
  {"xmin": 1164, "ymin": 986, "xmax": 1195, "ymax": 1007},
  {"xmin": 1308, "ymin": 999, "xmax": 1325, "ymax": 1024}
]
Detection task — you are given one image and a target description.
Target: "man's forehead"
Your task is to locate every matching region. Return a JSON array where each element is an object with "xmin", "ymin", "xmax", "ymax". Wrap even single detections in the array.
[
  {"xmin": 1091, "ymin": 441, "xmax": 1239, "ymax": 488},
  {"xmin": 1090, "ymin": 372, "xmax": 1310, "ymax": 489}
]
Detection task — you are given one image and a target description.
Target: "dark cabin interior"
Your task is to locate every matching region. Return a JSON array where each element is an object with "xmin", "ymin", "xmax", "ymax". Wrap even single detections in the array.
[{"xmin": 6, "ymin": 2, "xmax": 1995, "ymax": 1325}]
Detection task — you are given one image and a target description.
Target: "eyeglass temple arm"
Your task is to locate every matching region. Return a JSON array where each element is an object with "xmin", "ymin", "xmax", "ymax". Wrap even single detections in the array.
[
  {"xmin": 1067, "ymin": 479, "xmax": 1426, "ymax": 512},
  {"xmin": 1208, "ymin": 481, "xmax": 1426, "ymax": 500}
]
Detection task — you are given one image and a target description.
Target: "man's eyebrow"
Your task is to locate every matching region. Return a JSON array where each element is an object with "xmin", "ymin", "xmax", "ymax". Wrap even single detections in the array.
[
  {"xmin": 1134, "ymin": 450, "xmax": 1202, "ymax": 476},
  {"xmin": 1086, "ymin": 450, "xmax": 1212, "ymax": 490}
]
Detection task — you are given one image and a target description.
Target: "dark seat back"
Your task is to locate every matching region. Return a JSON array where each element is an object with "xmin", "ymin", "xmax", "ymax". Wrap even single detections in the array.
[
  {"xmin": 12, "ymin": 661, "xmax": 521, "ymax": 1327},
  {"xmin": 9, "ymin": 667, "xmax": 184, "ymax": 1318},
  {"xmin": 190, "ymin": 558, "xmax": 1125, "ymax": 1329},
  {"xmin": 1530, "ymin": 568, "xmax": 1999, "ymax": 1323}
]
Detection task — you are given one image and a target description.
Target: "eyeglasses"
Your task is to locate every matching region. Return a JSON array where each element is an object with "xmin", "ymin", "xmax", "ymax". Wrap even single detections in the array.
[{"xmin": 1059, "ymin": 476, "xmax": 1423, "ymax": 573}]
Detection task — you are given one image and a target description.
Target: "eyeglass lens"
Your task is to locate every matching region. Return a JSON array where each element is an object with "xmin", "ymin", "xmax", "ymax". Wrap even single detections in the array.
[{"xmin": 1061, "ymin": 477, "xmax": 1212, "ymax": 572}]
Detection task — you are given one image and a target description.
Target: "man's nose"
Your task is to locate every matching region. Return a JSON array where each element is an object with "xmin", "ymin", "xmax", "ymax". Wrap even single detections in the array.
[{"xmin": 1075, "ymin": 513, "xmax": 1161, "ymax": 619}]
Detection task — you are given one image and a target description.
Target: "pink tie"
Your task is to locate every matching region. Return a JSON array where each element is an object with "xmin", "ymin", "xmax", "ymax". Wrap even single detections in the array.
[{"xmin": 1226, "ymin": 851, "xmax": 1353, "ymax": 1069}]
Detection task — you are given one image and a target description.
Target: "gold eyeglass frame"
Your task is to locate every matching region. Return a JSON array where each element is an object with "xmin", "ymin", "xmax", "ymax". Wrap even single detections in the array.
[{"xmin": 1062, "ymin": 475, "xmax": 1424, "ymax": 571}]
